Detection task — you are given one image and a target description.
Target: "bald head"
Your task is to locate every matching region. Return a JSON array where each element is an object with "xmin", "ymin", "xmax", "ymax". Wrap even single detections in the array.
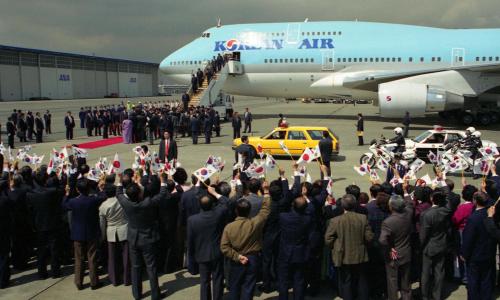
[{"xmin": 293, "ymin": 196, "xmax": 307, "ymax": 214}]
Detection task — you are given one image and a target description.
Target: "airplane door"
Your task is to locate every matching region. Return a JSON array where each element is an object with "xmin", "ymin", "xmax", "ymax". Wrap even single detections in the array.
[
  {"xmin": 321, "ymin": 50, "xmax": 335, "ymax": 70},
  {"xmin": 286, "ymin": 23, "xmax": 301, "ymax": 44},
  {"xmin": 451, "ymin": 48, "xmax": 465, "ymax": 67}
]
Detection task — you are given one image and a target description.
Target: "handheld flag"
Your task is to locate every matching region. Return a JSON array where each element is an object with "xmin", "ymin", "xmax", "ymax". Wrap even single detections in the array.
[
  {"xmin": 265, "ymin": 154, "xmax": 277, "ymax": 170},
  {"xmin": 193, "ymin": 165, "xmax": 218, "ymax": 182},
  {"xmin": 107, "ymin": 153, "xmax": 122, "ymax": 175},
  {"xmin": 354, "ymin": 164, "xmax": 370, "ymax": 176},
  {"xmin": 376, "ymin": 158, "xmax": 389, "ymax": 172},
  {"xmin": 473, "ymin": 159, "xmax": 491, "ymax": 175},
  {"xmin": 479, "ymin": 146, "xmax": 499, "ymax": 160},
  {"xmin": 427, "ymin": 151, "xmax": 438, "ymax": 164},
  {"xmin": 256, "ymin": 144, "xmax": 264, "ymax": 159},
  {"xmin": 279, "ymin": 141, "xmax": 291, "ymax": 156},
  {"xmin": 409, "ymin": 158, "xmax": 426, "ymax": 174},
  {"xmin": 297, "ymin": 147, "xmax": 315, "ymax": 164}
]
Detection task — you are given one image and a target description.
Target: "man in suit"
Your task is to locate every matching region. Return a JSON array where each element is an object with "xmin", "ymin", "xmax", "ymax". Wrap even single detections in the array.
[
  {"xmin": 6, "ymin": 117, "xmax": 15, "ymax": 149},
  {"xmin": 386, "ymin": 154, "xmax": 407, "ymax": 184},
  {"xmin": 158, "ymin": 131, "xmax": 178, "ymax": 163},
  {"xmin": 419, "ymin": 189, "xmax": 453, "ymax": 300},
  {"xmin": 204, "ymin": 112, "xmax": 213, "ymax": 144},
  {"xmin": 85, "ymin": 110, "xmax": 94, "ymax": 136},
  {"xmin": 232, "ymin": 112, "xmax": 242, "ymax": 139},
  {"xmin": 402, "ymin": 111, "xmax": 411, "ymax": 138},
  {"xmin": 278, "ymin": 196, "xmax": 312, "ymax": 300},
  {"xmin": 34, "ymin": 112, "xmax": 44, "ymax": 143},
  {"xmin": 116, "ymin": 172, "xmax": 167, "ymax": 300},
  {"xmin": 318, "ymin": 131, "xmax": 333, "ymax": 178},
  {"xmin": 324, "ymin": 194, "xmax": 374, "ymax": 300},
  {"xmin": 43, "ymin": 110, "xmax": 52, "ymax": 134},
  {"xmin": 462, "ymin": 192, "xmax": 497, "ymax": 300},
  {"xmin": 99, "ymin": 178, "xmax": 130, "ymax": 286},
  {"xmin": 26, "ymin": 169, "xmax": 64, "ymax": 279},
  {"xmin": 0, "ymin": 188, "xmax": 12, "ymax": 288},
  {"xmin": 187, "ymin": 187, "xmax": 229, "ymax": 300},
  {"xmin": 182, "ymin": 92, "xmax": 190, "ymax": 111},
  {"xmin": 78, "ymin": 107, "xmax": 86, "ymax": 129},
  {"xmin": 243, "ymin": 178, "xmax": 263, "ymax": 218},
  {"xmin": 191, "ymin": 114, "xmax": 201, "ymax": 144},
  {"xmin": 63, "ymin": 177, "xmax": 107, "ymax": 290},
  {"xmin": 356, "ymin": 113, "xmax": 364, "ymax": 146},
  {"xmin": 64, "ymin": 111, "xmax": 76, "ymax": 140},
  {"xmin": 220, "ymin": 182, "xmax": 271, "ymax": 300},
  {"xmin": 243, "ymin": 108, "xmax": 252, "ymax": 133},
  {"xmin": 379, "ymin": 192, "xmax": 414, "ymax": 300},
  {"xmin": 26, "ymin": 111, "xmax": 34, "ymax": 141}
]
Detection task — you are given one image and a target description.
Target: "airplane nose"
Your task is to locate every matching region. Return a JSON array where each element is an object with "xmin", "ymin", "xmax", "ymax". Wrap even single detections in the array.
[{"xmin": 159, "ymin": 57, "xmax": 170, "ymax": 74}]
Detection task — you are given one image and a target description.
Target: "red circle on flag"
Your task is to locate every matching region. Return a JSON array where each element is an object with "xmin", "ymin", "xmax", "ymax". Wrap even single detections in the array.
[
  {"xmin": 486, "ymin": 148, "xmax": 492, "ymax": 154},
  {"xmin": 360, "ymin": 166, "xmax": 365, "ymax": 171},
  {"xmin": 303, "ymin": 154, "xmax": 310, "ymax": 161},
  {"xmin": 201, "ymin": 169, "xmax": 208, "ymax": 175},
  {"xmin": 255, "ymin": 166, "xmax": 263, "ymax": 173},
  {"xmin": 113, "ymin": 161, "xmax": 121, "ymax": 168},
  {"xmin": 257, "ymin": 145, "xmax": 263, "ymax": 152}
]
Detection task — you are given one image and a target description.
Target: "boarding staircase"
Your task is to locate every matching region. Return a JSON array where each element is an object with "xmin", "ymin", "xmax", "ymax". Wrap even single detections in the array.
[{"xmin": 184, "ymin": 60, "xmax": 243, "ymax": 109}]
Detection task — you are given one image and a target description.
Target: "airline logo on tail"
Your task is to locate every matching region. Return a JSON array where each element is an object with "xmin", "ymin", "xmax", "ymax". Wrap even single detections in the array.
[{"xmin": 214, "ymin": 38, "xmax": 334, "ymax": 51}]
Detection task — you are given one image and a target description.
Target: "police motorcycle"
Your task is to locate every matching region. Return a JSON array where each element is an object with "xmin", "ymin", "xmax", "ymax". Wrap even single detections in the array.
[
  {"xmin": 360, "ymin": 129, "xmax": 416, "ymax": 168},
  {"xmin": 442, "ymin": 128, "xmax": 485, "ymax": 173}
]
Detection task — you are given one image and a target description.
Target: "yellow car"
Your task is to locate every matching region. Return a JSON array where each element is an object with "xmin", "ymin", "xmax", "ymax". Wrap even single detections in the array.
[{"xmin": 232, "ymin": 126, "xmax": 339, "ymax": 157}]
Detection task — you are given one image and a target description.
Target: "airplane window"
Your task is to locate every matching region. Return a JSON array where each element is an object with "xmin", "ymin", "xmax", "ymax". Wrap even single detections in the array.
[
  {"xmin": 387, "ymin": 58, "xmax": 390, "ymax": 62},
  {"xmin": 312, "ymin": 32, "xmax": 315, "ymax": 35},
  {"xmin": 337, "ymin": 58, "xmax": 341, "ymax": 63},
  {"xmin": 295, "ymin": 58, "xmax": 299, "ymax": 63},
  {"xmin": 482, "ymin": 57, "xmax": 486, "ymax": 61},
  {"xmin": 398, "ymin": 58, "xmax": 401, "ymax": 62},
  {"xmin": 190, "ymin": 61, "xmax": 193, "ymax": 64},
  {"xmin": 305, "ymin": 58, "xmax": 309, "ymax": 63},
  {"xmin": 279, "ymin": 59, "xmax": 283, "ymax": 63},
  {"xmin": 381, "ymin": 58, "xmax": 385, "ymax": 62},
  {"xmin": 432, "ymin": 57, "xmax": 435, "ymax": 62},
  {"xmin": 359, "ymin": 58, "xmax": 362, "ymax": 62},
  {"xmin": 264, "ymin": 59, "xmax": 268, "ymax": 63},
  {"xmin": 328, "ymin": 32, "xmax": 331, "ymax": 35},
  {"xmin": 302, "ymin": 32, "xmax": 305, "ymax": 36},
  {"xmin": 476, "ymin": 57, "xmax": 480, "ymax": 61},
  {"xmin": 311, "ymin": 58, "xmax": 314, "ymax": 63},
  {"xmin": 375, "ymin": 58, "xmax": 379, "ymax": 62},
  {"xmin": 282, "ymin": 32, "xmax": 285, "ymax": 36},
  {"xmin": 420, "ymin": 57, "xmax": 424, "ymax": 62},
  {"xmin": 300, "ymin": 58, "xmax": 303, "ymax": 63},
  {"xmin": 392, "ymin": 58, "xmax": 396, "ymax": 62},
  {"xmin": 348, "ymin": 58, "xmax": 352, "ymax": 62},
  {"xmin": 333, "ymin": 32, "xmax": 337, "ymax": 35},
  {"xmin": 317, "ymin": 32, "xmax": 320, "ymax": 35},
  {"xmin": 284, "ymin": 59, "xmax": 288, "ymax": 63},
  {"xmin": 307, "ymin": 32, "xmax": 310, "ymax": 36},
  {"xmin": 206, "ymin": 33, "xmax": 210, "ymax": 38},
  {"xmin": 338, "ymin": 31, "xmax": 342, "ymax": 35},
  {"xmin": 364, "ymin": 58, "xmax": 368, "ymax": 62},
  {"xmin": 329, "ymin": 58, "xmax": 333, "ymax": 62},
  {"xmin": 274, "ymin": 59, "xmax": 278, "ymax": 63},
  {"xmin": 496, "ymin": 57, "xmax": 499, "ymax": 61},
  {"xmin": 489, "ymin": 57, "xmax": 493, "ymax": 61},
  {"xmin": 353, "ymin": 58, "xmax": 357, "ymax": 62},
  {"xmin": 370, "ymin": 58, "xmax": 373, "ymax": 62},
  {"xmin": 342, "ymin": 58, "xmax": 346, "ymax": 62},
  {"xmin": 322, "ymin": 32, "xmax": 326, "ymax": 35},
  {"xmin": 437, "ymin": 57, "xmax": 441, "ymax": 62},
  {"xmin": 458, "ymin": 57, "xmax": 463, "ymax": 62}
]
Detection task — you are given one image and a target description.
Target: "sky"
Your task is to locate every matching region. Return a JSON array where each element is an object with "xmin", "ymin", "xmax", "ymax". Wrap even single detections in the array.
[{"xmin": 1, "ymin": 0, "xmax": 500, "ymax": 64}]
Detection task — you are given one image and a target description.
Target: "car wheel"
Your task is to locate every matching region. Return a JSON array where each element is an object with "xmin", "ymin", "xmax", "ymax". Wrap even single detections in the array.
[
  {"xmin": 478, "ymin": 113, "xmax": 491, "ymax": 126},
  {"xmin": 460, "ymin": 112, "xmax": 474, "ymax": 126},
  {"xmin": 360, "ymin": 155, "xmax": 375, "ymax": 168},
  {"xmin": 489, "ymin": 112, "xmax": 499, "ymax": 123}
]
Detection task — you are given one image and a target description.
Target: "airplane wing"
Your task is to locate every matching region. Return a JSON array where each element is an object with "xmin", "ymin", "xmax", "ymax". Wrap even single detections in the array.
[{"xmin": 311, "ymin": 63, "xmax": 500, "ymax": 92}]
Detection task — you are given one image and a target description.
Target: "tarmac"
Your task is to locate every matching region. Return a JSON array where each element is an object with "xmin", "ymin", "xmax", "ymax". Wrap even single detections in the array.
[{"xmin": 0, "ymin": 96, "xmax": 499, "ymax": 299}]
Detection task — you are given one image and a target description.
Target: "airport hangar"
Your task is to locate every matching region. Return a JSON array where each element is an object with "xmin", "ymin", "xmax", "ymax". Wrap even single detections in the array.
[{"xmin": 0, "ymin": 45, "xmax": 159, "ymax": 101}]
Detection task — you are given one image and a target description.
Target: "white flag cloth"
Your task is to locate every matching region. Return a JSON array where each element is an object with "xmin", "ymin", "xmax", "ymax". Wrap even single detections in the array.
[
  {"xmin": 297, "ymin": 148, "xmax": 315, "ymax": 164},
  {"xmin": 306, "ymin": 173, "xmax": 312, "ymax": 183},
  {"xmin": 256, "ymin": 144, "xmax": 264, "ymax": 159},
  {"xmin": 8, "ymin": 146, "xmax": 13, "ymax": 162},
  {"xmin": 47, "ymin": 159, "xmax": 55, "ymax": 175},
  {"xmin": 479, "ymin": 146, "xmax": 499, "ymax": 160},
  {"xmin": 206, "ymin": 155, "xmax": 225, "ymax": 172},
  {"xmin": 72, "ymin": 146, "xmax": 88, "ymax": 158},
  {"xmin": 32, "ymin": 155, "xmax": 44, "ymax": 165},
  {"xmin": 279, "ymin": 141, "xmax": 291, "ymax": 156},
  {"xmin": 473, "ymin": 158, "xmax": 491, "ymax": 175},
  {"xmin": 444, "ymin": 159, "xmax": 465, "ymax": 173},
  {"xmin": 87, "ymin": 168, "xmax": 100, "ymax": 182},
  {"xmin": 369, "ymin": 169, "xmax": 380, "ymax": 181},
  {"xmin": 419, "ymin": 174, "xmax": 432, "ymax": 185},
  {"xmin": 265, "ymin": 154, "xmax": 277, "ymax": 170},
  {"xmin": 245, "ymin": 163, "xmax": 267, "ymax": 178},
  {"xmin": 326, "ymin": 177, "xmax": 334, "ymax": 196},
  {"xmin": 427, "ymin": 151, "xmax": 438, "ymax": 164},
  {"xmin": 354, "ymin": 164, "xmax": 370, "ymax": 176},
  {"xmin": 376, "ymin": 158, "xmax": 389, "ymax": 172},
  {"xmin": 0, "ymin": 143, "xmax": 5, "ymax": 155},
  {"xmin": 96, "ymin": 157, "xmax": 108, "ymax": 173},
  {"xmin": 161, "ymin": 159, "xmax": 177, "ymax": 176},
  {"xmin": 409, "ymin": 158, "xmax": 426, "ymax": 173},
  {"xmin": 193, "ymin": 165, "xmax": 218, "ymax": 182}
]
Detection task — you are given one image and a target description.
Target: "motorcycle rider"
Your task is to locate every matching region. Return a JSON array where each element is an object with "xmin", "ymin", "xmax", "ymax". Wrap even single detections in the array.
[{"xmin": 389, "ymin": 127, "xmax": 406, "ymax": 154}]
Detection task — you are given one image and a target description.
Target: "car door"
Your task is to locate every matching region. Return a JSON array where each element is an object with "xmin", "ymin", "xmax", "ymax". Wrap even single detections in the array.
[
  {"xmin": 417, "ymin": 133, "xmax": 445, "ymax": 158},
  {"xmin": 285, "ymin": 130, "xmax": 308, "ymax": 155},
  {"xmin": 262, "ymin": 129, "xmax": 287, "ymax": 155}
]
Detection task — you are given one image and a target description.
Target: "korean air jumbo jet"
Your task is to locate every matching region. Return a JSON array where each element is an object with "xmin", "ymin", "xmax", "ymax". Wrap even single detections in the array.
[{"xmin": 160, "ymin": 21, "xmax": 500, "ymax": 125}]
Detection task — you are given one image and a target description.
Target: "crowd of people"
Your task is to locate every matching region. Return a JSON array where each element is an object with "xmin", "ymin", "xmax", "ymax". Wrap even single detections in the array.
[{"xmin": 0, "ymin": 136, "xmax": 499, "ymax": 300}]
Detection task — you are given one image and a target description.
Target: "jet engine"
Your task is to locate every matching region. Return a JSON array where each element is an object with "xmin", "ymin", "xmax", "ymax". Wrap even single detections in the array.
[{"xmin": 378, "ymin": 82, "xmax": 464, "ymax": 117}]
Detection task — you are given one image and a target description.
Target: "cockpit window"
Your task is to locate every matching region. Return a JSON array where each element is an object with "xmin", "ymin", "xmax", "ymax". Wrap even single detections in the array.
[{"xmin": 201, "ymin": 32, "xmax": 211, "ymax": 38}]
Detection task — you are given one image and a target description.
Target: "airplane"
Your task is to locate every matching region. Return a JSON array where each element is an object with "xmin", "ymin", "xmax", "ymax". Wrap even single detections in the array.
[{"xmin": 159, "ymin": 21, "xmax": 500, "ymax": 125}]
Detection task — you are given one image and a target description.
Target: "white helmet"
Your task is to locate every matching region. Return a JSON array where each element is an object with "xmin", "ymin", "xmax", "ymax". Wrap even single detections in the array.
[
  {"xmin": 472, "ymin": 131, "xmax": 481, "ymax": 138},
  {"xmin": 394, "ymin": 127, "xmax": 403, "ymax": 134},
  {"xmin": 466, "ymin": 127, "xmax": 476, "ymax": 134}
]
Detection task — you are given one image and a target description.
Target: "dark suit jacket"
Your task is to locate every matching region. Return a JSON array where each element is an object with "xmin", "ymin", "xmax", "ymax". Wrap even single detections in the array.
[
  {"xmin": 279, "ymin": 210, "xmax": 312, "ymax": 263},
  {"xmin": 187, "ymin": 196, "xmax": 229, "ymax": 263},
  {"xmin": 27, "ymin": 186, "xmax": 63, "ymax": 232},
  {"xmin": 158, "ymin": 138, "xmax": 178, "ymax": 162},
  {"xmin": 379, "ymin": 195, "xmax": 414, "ymax": 264},
  {"xmin": 0, "ymin": 195, "xmax": 13, "ymax": 241},
  {"xmin": 190, "ymin": 117, "xmax": 201, "ymax": 132},
  {"xmin": 319, "ymin": 137, "xmax": 333, "ymax": 163},
  {"xmin": 117, "ymin": 185, "xmax": 166, "ymax": 247},
  {"xmin": 419, "ymin": 203, "xmax": 453, "ymax": 257},
  {"xmin": 63, "ymin": 192, "xmax": 107, "ymax": 241},
  {"xmin": 462, "ymin": 208, "xmax": 497, "ymax": 263},
  {"xmin": 179, "ymin": 186, "xmax": 208, "ymax": 226},
  {"xmin": 232, "ymin": 116, "xmax": 242, "ymax": 129},
  {"xmin": 357, "ymin": 118, "xmax": 364, "ymax": 131},
  {"xmin": 65, "ymin": 116, "xmax": 75, "ymax": 128}
]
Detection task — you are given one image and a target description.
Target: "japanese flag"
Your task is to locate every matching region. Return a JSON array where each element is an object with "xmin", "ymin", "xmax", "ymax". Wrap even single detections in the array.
[
  {"xmin": 473, "ymin": 159, "xmax": 491, "ymax": 175},
  {"xmin": 47, "ymin": 159, "xmax": 55, "ymax": 175},
  {"xmin": 427, "ymin": 151, "xmax": 438, "ymax": 164},
  {"xmin": 354, "ymin": 164, "xmax": 370, "ymax": 176},
  {"xmin": 245, "ymin": 163, "xmax": 267, "ymax": 179},
  {"xmin": 256, "ymin": 144, "xmax": 264, "ymax": 159},
  {"xmin": 108, "ymin": 153, "xmax": 122, "ymax": 175},
  {"xmin": 376, "ymin": 158, "xmax": 389, "ymax": 172},
  {"xmin": 265, "ymin": 154, "xmax": 277, "ymax": 170},
  {"xmin": 326, "ymin": 177, "xmax": 334, "ymax": 196},
  {"xmin": 60, "ymin": 147, "xmax": 69, "ymax": 161},
  {"xmin": 409, "ymin": 158, "xmax": 426, "ymax": 174},
  {"xmin": 193, "ymin": 165, "xmax": 218, "ymax": 182},
  {"xmin": 279, "ymin": 141, "xmax": 291, "ymax": 156},
  {"xmin": 479, "ymin": 146, "xmax": 499, "ymax": 160},
  {"xmin": 297, "ymin": 148, "xmax": 315, "ymax": 164}
]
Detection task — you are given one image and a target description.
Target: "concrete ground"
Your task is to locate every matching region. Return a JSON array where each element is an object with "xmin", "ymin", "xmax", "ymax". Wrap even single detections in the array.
[{"xmin": 0, "ymin": 96, "xmax": 499, "ymax": 299}]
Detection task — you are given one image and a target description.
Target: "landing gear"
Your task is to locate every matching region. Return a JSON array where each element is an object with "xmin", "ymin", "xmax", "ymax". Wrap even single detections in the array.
[
  {"xmin": 460, "ymin": 112, "xmax": 475, "ymax": 126},
  {"xmin": 477, "ymin": 113, "xmax": 492, "ymax": 126}
]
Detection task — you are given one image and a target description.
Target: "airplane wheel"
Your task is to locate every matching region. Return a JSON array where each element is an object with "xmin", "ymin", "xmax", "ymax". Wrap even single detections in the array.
[
  {"xmin": 460, "ymin": 112, "xmax": 474, "ymax": 126},
  {"xmin": 360, "ymin": 155, "xmax": 376, "ymax": 168},
  {"xmin": 490, "ymin": 112, "xmax": 499, "ymax": 123},
  {"xmin": 478, "ymin": 113, "xmax": 491, "ymax": 126}
]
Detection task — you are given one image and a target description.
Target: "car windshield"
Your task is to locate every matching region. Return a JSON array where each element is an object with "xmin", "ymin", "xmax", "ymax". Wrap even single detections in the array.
[
  {"xmin": 307, "ymin": 130, "xmax": 324, "ymax": 140},
  {"xmin": 413, "ymin": 131, "xmax": 432, "ymax": 143}
]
